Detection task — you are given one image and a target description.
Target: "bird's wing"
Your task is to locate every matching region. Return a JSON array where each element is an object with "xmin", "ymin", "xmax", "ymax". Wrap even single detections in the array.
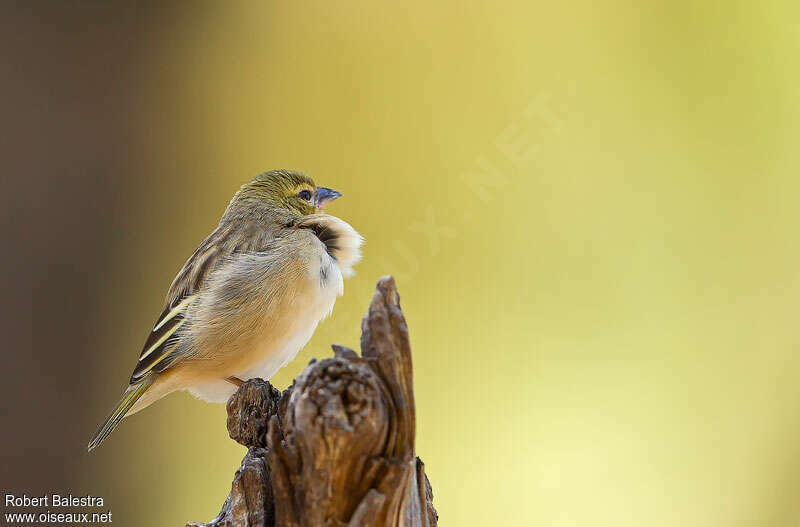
[
  {"xmin": 129, "ymin": 220, "xmax": 268, "ymax": 383},
  {"xmin": 129, "ymin": 293, "xmax": 198, "ymax": 382}
]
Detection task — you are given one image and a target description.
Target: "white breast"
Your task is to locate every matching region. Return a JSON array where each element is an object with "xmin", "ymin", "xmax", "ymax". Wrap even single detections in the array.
[
  {"xmin": 237, "ymin": 254, "xmax": 342, "ymax": 381},
  {"xmin": 186, "ymin": 214, "xmax": 362, "ymax": 403}
]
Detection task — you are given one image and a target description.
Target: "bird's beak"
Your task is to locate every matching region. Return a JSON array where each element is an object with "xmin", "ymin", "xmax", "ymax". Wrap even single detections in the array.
[{"xmin": 315, "ymin": 187, "xmax": 342, "ymax": 210}]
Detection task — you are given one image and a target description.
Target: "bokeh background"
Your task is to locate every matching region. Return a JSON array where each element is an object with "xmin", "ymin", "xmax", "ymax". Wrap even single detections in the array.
[{"xmin": 3, "ymin": 1, "xmax": 800, "ymax": 526}]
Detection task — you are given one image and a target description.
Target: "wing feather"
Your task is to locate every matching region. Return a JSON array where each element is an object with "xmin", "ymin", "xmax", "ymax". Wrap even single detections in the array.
[{"xmin": 129, "ymin": 220, "xmax": 269, "ymax": 383}]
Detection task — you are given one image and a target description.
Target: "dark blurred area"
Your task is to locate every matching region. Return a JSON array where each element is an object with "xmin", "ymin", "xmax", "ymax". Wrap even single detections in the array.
[{"xmin": 0, "ymin": 2, "xmax": 163, "ymax": 490}]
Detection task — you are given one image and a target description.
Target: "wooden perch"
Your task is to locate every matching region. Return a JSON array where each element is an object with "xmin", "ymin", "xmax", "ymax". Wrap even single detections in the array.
[{"xmin": 187, "ymin": 277, "xmax": 437, "ymax": 527}]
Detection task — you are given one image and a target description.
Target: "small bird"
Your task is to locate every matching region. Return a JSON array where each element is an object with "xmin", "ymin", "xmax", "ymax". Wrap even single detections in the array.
[{"xmin": 88, "ymin": 170, "xmax": 363, "ymax": 451}]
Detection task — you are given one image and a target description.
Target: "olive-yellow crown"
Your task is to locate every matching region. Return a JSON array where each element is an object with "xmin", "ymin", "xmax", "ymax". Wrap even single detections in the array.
[{"xmin": 235, "ymin": 169, "xmax": 341, "ymax": 216}]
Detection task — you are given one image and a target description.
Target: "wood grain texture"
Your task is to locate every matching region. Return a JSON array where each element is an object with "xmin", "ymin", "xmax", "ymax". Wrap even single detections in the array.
[{"xmin": 188, "ymin": 277, "xmax": 437, "ymax": 527}]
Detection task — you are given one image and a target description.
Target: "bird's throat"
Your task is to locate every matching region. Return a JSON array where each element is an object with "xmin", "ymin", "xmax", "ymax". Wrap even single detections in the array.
[{"xmin": 295, "ymin": 214, "xmax": 363, "ymax": 277}]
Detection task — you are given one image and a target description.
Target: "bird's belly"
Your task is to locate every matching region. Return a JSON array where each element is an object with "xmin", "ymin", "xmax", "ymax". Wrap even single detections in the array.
[
  {"xmin": 237, "ymin": 309, "xmax": 324, "ymax": 381},
  {"xmin": 239, "ymin": 261, "xmax": 342, "ymax": 379},
  {"xmin": 186, "ymin": 254, "xmax": 343, "ymax": 403}
]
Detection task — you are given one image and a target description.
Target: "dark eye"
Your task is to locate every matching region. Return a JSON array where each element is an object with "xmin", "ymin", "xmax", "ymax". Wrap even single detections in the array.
[{"xmin": 298, "ymin": 190, "xmax": 312, "ymax": 201}]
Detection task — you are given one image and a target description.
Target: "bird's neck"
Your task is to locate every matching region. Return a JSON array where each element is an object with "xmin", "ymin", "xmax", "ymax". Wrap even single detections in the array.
[{"xmin": 295, "ymin": 214, "xmax": 363, "ymax": 278}]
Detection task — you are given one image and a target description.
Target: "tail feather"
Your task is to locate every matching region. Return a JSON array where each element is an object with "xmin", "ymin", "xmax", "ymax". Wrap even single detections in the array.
[{"xmin": 87, "ymin": 375, "xmax": 155, "ymax": 452}]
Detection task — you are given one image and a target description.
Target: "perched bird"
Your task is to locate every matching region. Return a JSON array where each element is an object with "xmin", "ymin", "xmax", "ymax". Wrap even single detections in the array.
[{"xmin": 88, "ymin": 170, "xmax": 363, "ymax": 451}]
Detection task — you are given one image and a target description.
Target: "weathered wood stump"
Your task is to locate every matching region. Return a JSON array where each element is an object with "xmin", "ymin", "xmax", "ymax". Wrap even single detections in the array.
[{"xmin": 187, "ymin": 277, "xmax": 437, "ymax": 527}]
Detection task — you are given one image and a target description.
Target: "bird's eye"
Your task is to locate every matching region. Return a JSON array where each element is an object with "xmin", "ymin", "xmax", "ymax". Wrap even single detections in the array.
[{"xmin": 298, "ymin": 190, "xmax": 312, "ymax": 201}]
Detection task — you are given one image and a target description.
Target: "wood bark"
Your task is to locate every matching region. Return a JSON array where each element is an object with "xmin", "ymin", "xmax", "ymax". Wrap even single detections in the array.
[{"xmin": 187, "ymin": 276, "xmax": 437, "ymax": 527}]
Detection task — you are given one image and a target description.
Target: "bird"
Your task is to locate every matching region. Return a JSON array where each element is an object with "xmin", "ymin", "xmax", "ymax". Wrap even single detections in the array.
[{"xmin": 87, "ymin": 170, "xmax": 363, "ymax": 451}]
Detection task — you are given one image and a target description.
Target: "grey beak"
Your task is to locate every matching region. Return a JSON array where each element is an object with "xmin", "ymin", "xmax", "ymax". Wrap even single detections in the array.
[{"xmin": 315, "ymin": 187, "xmax": 342, "ymax": 209}]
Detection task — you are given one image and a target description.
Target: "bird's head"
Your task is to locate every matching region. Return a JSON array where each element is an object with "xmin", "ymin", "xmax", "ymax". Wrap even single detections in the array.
[{"xmin": 235, "ymin": 169, "xmax": 342, "ymax": 216}]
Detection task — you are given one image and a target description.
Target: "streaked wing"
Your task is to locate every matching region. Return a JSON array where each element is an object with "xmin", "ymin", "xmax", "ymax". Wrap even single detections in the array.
[
  {"xmin": 129, "ymin": 294, "xmax": 197, "ymax": 382},
  {"xmin": 129, "ymin": 220, "xmax": 266, "ymax": 383}
]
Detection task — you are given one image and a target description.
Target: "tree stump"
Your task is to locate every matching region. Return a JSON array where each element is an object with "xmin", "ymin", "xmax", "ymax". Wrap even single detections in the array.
[{"xmin": 187, "ymin": 277, "xmax": 437, "ymax": 527}]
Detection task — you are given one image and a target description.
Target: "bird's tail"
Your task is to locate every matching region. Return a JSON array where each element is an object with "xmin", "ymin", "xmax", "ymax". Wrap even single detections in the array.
[{"xmin": 87, "ymin": 375, "xmax": 155, "ymax": 452}]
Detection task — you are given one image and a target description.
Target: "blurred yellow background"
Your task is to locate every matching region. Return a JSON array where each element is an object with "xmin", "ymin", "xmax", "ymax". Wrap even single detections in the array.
[{"xmin": 35, "ymin": 1, "xmax": 799, "ymax": 525}]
